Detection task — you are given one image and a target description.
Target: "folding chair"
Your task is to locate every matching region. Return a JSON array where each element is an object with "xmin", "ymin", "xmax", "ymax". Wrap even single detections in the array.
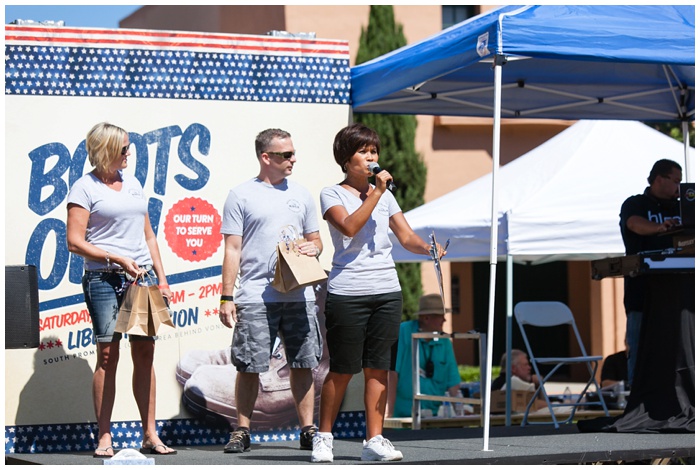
[{"xmin": 514, "ymin": 301, "xmax": 609, "ymax": 428}]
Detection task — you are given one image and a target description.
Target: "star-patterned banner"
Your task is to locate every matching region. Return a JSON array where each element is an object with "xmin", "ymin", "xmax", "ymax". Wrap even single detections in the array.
[
  {"xmin": 5, "ymin": 25, "xmax": 351, "ymax": 104},
  {"xmin": 5, "ymin": 412, "xmax": 366, "ymax": 454}
]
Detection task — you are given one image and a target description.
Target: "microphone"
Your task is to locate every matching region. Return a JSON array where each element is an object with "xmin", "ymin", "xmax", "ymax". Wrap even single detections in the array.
[{"xmin": 368, "ymin": 162, "xmax": 397, "ymax": 192}]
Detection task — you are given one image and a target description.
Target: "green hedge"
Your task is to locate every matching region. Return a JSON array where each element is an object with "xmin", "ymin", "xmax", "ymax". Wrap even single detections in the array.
[{"xmin": 458, "ymin": 365, "xmax": 501, "ymax": 383}]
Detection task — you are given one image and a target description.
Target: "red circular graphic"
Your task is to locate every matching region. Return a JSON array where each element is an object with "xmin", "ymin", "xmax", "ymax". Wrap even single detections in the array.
[{"xmin": 163, "ymin": 197, "xmax": 222, "ymax": 262}]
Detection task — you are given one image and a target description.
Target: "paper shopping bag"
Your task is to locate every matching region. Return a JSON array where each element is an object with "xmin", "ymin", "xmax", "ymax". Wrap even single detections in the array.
[
  {"xmin": 115, "ymin": 282, "xmax": 152, "ymax": 336},
  {"xmin": 147, "ymin": 285, "xmax": 175, "ymax": 335},
  {"xmin": 271, "ymin": 239, "xmax": 327, "ymax": 293}
]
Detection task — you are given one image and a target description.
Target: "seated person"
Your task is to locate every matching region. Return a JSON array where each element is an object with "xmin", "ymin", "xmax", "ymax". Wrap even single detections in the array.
[
  {"xmin": 387, "ymin": 294, "xmax": 462, "ymax": 418},
  {"xmin": 491, "ymin": 349, "xmax": 548, "ymax": 411},
  {"xmin": 491, "ymin": 352, "xmax": 509, "ymax": 392},
  {"xmin": 492, "ymin": 349, "xmax": 537, "ymax": 391},
  {"xmin": 600, "ymin": 341, "xmax": 629, "ymax": 390}
]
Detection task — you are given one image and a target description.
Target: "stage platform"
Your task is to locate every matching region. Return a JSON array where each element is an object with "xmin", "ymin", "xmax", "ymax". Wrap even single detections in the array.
[
  {"xmin": 384, "ymin": 409, "xmax": 624, "ymax": 429},
  {"xmin": 6, "ymin": 424, "xmax": 693, "ymax": 465}
]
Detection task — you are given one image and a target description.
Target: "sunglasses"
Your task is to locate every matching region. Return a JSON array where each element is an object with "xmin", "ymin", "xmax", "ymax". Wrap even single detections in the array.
[
  {"xmin": 121, "ymin": 145, "xmax": 130, "ymax": 155},
  {"xmin": 267, "ymin": 151, "xmax": 295, "ymax": 159}
]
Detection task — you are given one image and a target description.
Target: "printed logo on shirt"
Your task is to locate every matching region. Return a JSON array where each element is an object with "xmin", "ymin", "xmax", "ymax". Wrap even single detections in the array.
[
  {"xmin": 647, "ymin": 210, "xmax": 681, "ymax": 225},
  {"xmin": 287, "ymin": 199, "xmax": 302, "ymax": 213},
  {"xmin": 129, "ymin": 188, "xmax": 144, "ymax": 199}
]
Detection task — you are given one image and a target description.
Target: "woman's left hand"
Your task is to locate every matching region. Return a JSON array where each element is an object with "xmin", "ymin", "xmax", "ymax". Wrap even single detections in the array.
[
  {"xmin": 159, "ymin": 285, "xmax": 173, "ymax": 303},
  {"xmin": 427, "ymin": 242, "xmax": 447, "ymax": 259},
  {"xmin": 433, "ymin": 242, "xmax": 447, "ymax": 259}
]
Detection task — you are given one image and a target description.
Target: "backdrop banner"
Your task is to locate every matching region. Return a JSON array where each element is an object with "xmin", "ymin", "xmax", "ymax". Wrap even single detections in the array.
[{"xmin": 4, "ymin": 24, "xmax": 360, "ymax": 454}]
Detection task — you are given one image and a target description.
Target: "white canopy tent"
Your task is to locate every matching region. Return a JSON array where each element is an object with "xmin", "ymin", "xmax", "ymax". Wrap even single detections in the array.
[{"xmin": 391, "ymin": 120, "xmax": 695, "ymax": 264}]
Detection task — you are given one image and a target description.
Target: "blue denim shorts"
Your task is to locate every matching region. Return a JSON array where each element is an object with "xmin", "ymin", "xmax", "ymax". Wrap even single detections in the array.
[
  {"xmin": 82, "ymin": 267, "xmax": 157, "ymax": 343},
  {"xmin": 231, "ymin": 302, "xmax": 322, "ymax": 373}
]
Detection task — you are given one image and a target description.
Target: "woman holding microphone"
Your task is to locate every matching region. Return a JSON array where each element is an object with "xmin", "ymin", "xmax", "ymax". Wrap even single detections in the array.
[{"xmin": 312, "ymin": 123, "xmax": 445, "ymax": 463}]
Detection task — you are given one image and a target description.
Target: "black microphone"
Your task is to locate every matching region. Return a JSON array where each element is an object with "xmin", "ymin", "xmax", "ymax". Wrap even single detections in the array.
[{"xmin": 368, "ymin": 162, "xmax": 397, "ymax": 192}]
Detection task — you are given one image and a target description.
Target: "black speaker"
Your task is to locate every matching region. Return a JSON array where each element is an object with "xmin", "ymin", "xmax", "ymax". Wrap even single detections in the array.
[{"xmin": 5, "ymin": 265, "xmax": 40, "ymax": 349}]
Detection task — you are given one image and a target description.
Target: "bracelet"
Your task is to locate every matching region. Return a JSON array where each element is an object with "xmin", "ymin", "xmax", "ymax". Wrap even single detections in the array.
[
  {"xmin": 220, "ymin": 295, "xmax": 234, "ymax": 304},
  {"xmin": 158, "ymin": 284, "xmax": 170, "ymax": 289}
]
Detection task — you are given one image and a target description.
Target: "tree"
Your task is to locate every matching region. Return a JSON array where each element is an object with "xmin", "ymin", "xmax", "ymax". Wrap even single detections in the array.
[
  {"xmin": 355, "ymin": 6, "xmax": 428, "ymax": 319},
  {"xmin": 645, "ymin": 122, "xmax": 695, "ymax": 148}
]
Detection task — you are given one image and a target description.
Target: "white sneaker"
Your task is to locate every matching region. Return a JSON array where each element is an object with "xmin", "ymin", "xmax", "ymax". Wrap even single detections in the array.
[
  {"xmin": 311, "ymin": 432, "xmax": 334, "ymax": 463},
  {"xmin": 361, "ymin": 435, "xmax": 403, "ymax": 461}
]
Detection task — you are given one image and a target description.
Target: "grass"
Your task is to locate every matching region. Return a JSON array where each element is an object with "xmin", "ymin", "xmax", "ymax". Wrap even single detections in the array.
[{"xmin": 459, "ymin": 365, "xmax": 501, "ymax": 383}]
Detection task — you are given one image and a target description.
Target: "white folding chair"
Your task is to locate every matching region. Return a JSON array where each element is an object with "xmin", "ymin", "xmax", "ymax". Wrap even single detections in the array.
[{"xmin": 514, "ymin": 301, "xmax": 609, "ymax": 428}]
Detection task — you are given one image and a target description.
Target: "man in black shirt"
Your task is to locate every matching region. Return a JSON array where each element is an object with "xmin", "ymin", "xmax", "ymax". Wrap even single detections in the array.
[{"xmin": 619, "ymin": 159, "xmax": 681, "ymax": 387}]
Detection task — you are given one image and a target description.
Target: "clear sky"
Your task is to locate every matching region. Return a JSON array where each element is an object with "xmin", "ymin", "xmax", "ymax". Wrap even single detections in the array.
[{"xmin": 4, "ymin": 5, "xmax": 143, "ymax": 29}]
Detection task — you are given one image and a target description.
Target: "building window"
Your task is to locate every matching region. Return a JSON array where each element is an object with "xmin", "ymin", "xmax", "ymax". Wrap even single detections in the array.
[
  {"xmin": 442, "ymin": 5, "xmax": 477, "ymax": 29},
  {"xmin": 450, "ymin": 274, "xmax": 460, "ymax": 314}
]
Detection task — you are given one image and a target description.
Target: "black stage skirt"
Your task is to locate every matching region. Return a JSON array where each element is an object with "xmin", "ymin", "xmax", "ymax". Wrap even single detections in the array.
[{"xmin": 579, "ymin": 273, "xmax": 694, "ymax": 433}]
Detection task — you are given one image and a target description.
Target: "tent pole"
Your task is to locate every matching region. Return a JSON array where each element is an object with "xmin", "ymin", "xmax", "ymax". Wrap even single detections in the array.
[
  {"xmin": 682, "ymin": 121, "xmax": 693, "ymax": 182},
  {"xmin": 505, "ymin": 253, "xmax": 513, "ymax": 426},
  {"xmin": 482, "ymin": 54, "xmax": 505, "ymax": 452}
]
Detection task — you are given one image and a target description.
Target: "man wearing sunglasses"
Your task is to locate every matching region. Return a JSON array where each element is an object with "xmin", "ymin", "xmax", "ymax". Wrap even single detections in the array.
[{"xmin": 218, "ymin": 128, "xmax": 324, "ymax": 453}]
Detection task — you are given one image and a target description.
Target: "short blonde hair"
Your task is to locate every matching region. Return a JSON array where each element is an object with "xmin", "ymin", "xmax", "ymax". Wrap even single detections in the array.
[{"xmin": 86, "ymin": 122, "xmax": 127, "ymax": 173}]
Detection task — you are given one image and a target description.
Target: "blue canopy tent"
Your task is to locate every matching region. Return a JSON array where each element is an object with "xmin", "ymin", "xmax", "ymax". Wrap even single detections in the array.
[
  {"xmin": 353, "ymin": 5, "xmax": 694, "ymax": 122},
  {"xmin": 351, "ymin": 5, "xmax": 694, "ymax": 449}
]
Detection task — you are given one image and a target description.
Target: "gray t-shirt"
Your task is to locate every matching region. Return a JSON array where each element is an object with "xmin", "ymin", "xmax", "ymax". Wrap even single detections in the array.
[
  {"xmin": 221, "ymin": 177, "xmax": 320, "ymax": 303},
  {"xmin": 67, "ymin": 171, "xmax": 152, "ymax": 271},
  {"xmin": 320, "ymin": 184, "xmax": 402, "ymax": 296}
]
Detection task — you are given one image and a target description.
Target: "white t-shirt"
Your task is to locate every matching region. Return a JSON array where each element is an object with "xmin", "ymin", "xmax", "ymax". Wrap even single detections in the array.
[
  {"xmin": 67, "ymin": 171, "xmax": 152, "ymax": 271},
  {"xmin": 502, "ymin": 375, "xmax": 536, "ymax": 392},
  {"xmin": 221, "ymin": 177, "xmax": 320, "ymax": 303},
  {"xmin": 320, "ymin": 184, "xmax": 402, "ymax": 296}
]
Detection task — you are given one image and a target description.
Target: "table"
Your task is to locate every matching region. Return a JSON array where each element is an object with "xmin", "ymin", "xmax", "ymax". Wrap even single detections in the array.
[{"xmin": 411, "ymin": 331, "xmax": 486, "ymax": 430}]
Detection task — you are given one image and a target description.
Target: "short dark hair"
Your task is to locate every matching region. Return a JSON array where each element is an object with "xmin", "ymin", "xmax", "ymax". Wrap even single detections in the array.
[
  {"xmin": 648, "ymin": 159, "xmax": 682, "ymax": 185},
  {"xmin": 255, "ymin": 128, "xmax": 291, "ymax": 158},
  {"xmin": 332, "ymin": 123, "xmax": 381, "ymax": 172}
]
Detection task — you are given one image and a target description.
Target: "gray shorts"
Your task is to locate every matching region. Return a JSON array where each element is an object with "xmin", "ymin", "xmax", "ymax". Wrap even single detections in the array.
[{"xmin": 231, "ymin": 302, "xmax": 322, "ymax": 373}]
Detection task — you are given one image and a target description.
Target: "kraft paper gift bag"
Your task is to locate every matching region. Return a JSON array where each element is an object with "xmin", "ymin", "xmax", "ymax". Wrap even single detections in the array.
[
  {"xmin": 115, "ymin": 282, "xmax": 152, "ymax": 336},
  {"xmin": 147, "ymin": 284, "xmax": 175, "ymax": 335},
  {"xmin": 271, "ymin": 239, "xmax": 327, "ymax": 293}
]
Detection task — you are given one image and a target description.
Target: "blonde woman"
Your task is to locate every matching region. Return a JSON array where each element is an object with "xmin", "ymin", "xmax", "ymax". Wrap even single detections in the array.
[{"xmin": 66, "ymin": 122, "xmax": 176, "ymax": 458}]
